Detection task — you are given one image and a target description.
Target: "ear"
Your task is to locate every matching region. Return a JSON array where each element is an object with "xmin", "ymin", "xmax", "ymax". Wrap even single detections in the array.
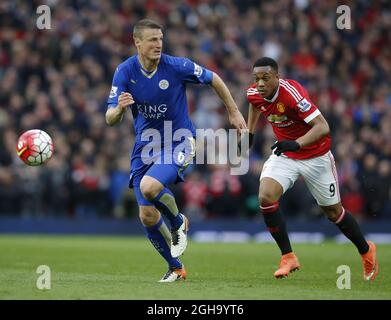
[{"xmin": 133, "ymin": 36, "xmax": 141, "ymax": 47}]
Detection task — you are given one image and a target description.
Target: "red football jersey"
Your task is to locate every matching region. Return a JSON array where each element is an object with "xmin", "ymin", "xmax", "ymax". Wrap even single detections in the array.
[{"xmin": 247, "ymin": 78, "xmax": 331, "ymax": 159}]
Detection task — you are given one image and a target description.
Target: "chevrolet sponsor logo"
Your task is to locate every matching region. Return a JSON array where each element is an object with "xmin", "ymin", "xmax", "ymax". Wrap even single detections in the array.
[{"xmin": 267, "ymin": 114, "xmax": 288, "ymax": 123}]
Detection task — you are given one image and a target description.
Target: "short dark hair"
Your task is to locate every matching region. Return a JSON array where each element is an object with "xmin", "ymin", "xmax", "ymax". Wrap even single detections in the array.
[
  {"xmin": 133, "ymin": 19, "xmax": 162, "ymax": 39},
  {"xmin": 253, "ymin": 57, "xmax": 278, "ymax": 72}
]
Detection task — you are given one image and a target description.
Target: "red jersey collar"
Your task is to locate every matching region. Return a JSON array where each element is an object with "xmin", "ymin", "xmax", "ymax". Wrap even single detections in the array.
[{"xmin": 263, "ymin": 81, "xmax": 280, "ymax": 103}]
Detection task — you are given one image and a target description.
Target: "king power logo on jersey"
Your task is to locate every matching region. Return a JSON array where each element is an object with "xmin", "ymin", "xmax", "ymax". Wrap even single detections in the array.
[{"xmin": 137, "ymin": 103, "xmax": 168, "ymax": 119}]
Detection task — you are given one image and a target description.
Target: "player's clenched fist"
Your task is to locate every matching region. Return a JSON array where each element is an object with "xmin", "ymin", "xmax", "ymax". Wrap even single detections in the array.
[{"xmin": 118, "ymin": 92, "xmax": 134, "ymax": 111}]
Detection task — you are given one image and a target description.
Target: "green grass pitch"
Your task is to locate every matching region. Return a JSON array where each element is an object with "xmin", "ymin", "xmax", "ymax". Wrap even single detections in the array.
[{"xmin": 0, "ymin": 234, "xmax": 390, "ymax": 300}]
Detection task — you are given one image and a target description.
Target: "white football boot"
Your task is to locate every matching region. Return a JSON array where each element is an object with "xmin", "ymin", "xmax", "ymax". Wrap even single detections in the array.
[
  {"xmin": 158, "ymin": 266, "xmax": 187, "ymax": 283},
  {"xmin": 170, "ymin": 214, "xmax": 189, "ymax": 258}
]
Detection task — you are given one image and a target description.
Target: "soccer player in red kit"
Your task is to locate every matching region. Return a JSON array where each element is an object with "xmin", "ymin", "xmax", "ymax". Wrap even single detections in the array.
[{"xmin": 242, "ymin": 57, "xmax": 378, "ymax": 280}]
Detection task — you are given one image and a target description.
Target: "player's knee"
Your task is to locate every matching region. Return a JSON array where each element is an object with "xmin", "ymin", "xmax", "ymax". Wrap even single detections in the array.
[
  {"xmin": 258, "ymin": 190, "xmax": 279, "ymax": 206},
  {"xmin": 140, "ymin": 178, "xmax": 162, "ymax": 201},
  {"xmin": 139, "ymin": 207, "xmax": 160, "ymax": 226},
  {"xmin": 326, "ymin": 209, "xmax": 342, "ymax": 222},
  {"xmin": 321, "ymin": 203, "xmax": 343, "ymax": 222}
]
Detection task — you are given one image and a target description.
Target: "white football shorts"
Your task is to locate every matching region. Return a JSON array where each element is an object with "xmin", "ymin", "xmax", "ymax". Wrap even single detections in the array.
[{"xmin": 260, "ymin": 151, "xmax": 340, "ymax": 206}]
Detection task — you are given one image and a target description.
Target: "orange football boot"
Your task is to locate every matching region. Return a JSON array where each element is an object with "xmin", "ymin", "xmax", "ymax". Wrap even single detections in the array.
[
  {"xmin": 361, "ymin": 241, "xmax": 379, "ymax": 281},
  {"xmin": 274, "ymin": 252, "xmax": 301, "ymax": 279},
  {"xmin": 159, "ymin": 266, "xmax": 187, "ymax": 283}
]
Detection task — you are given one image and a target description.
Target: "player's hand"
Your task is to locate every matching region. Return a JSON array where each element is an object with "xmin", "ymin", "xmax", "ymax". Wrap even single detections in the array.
[
  {"xmin": 271, "ymin": 140, "xmax": 300, "ymax": 156},
  {"xmin": 229, "ymin": 110, "xmax": 247, "ymax": 134},
  {"xmin": 237, "ymin": 131, "xmax": 254, "ymax": 156},
  {"xmin": 118, "ymin": 92, "xmax": 134, "ymax": 112}
]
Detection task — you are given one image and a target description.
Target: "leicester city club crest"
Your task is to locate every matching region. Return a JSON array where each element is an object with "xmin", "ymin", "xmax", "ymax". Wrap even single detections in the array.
[{"xmin": 159, "ymin": 79, "xmax": 169, "ymax": 90}]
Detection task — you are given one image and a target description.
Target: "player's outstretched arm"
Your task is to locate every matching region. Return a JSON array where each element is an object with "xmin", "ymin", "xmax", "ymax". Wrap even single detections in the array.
[
  {"xmin": 210, "ymin": 72, "xmax": 247, "ymax": 132},
  {"xmin": 105, "ymin": 92, "xmax": 134, "ymax": 126},
  {"xmin": 238, "ymin": 103, "xmax": 260, "ymax": 154},
  {"xmin": 247, "ymin": 103, "xmax": 261, "ymax": 136}
]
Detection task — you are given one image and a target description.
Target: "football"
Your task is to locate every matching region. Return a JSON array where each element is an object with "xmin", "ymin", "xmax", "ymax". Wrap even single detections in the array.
[{"xmin": 16, "ymin": 129, "xmax": 54, "ymax": 166}]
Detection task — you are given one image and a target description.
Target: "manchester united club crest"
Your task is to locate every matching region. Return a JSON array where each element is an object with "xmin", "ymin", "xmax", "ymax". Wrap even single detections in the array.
[{"xmin": 277, "ymin": 102, "xmax": 285, "ymax": 113}]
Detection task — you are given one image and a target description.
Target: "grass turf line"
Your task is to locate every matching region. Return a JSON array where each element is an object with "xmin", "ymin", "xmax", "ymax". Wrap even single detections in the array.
[{"xmin": 0, "ymin": 235, "xmax": 390, "ymax": 299}]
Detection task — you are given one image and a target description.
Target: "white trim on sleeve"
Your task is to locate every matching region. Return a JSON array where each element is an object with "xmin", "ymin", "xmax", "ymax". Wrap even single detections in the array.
[{"xmin": 304, "ymin": 109, "xmax": 321, "ymax": 123}]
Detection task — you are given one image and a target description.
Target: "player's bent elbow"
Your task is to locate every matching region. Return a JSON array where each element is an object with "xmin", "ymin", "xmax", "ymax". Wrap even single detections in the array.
[
  {"xmin": 105, "ymin": 112, "xmax": 117, "ymax": 126},
  {"xmin": 106, "ymin": 119, "xmax": 114, "ymax": 126},
  {"xmin": 315, "ymin": 122, "xmax": 330, "ymax": 137},
  {"xmin": 105, "ymin": 113, "xmax": 112, "ymax": 126},
  {"xmin": 322, "ymin": 123, "xmax": 330, "ymax": 136}
]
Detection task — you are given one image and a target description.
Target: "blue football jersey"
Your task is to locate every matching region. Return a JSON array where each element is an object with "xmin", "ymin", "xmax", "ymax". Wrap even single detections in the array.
[{"xmin": 107, "ymin": 54, "xmax": 213, "ymax": 156}]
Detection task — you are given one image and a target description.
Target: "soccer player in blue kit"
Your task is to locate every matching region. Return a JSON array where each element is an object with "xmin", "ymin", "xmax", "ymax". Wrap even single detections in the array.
[{"xmin": 106, "ymin": 19, "xmax": 247, "ymax": 282}]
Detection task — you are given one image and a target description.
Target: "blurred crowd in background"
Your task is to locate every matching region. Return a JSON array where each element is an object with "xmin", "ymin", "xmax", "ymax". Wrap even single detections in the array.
[{"xmin": 0, "ymin": 0, "xmax": 390, "ymax": 221}]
